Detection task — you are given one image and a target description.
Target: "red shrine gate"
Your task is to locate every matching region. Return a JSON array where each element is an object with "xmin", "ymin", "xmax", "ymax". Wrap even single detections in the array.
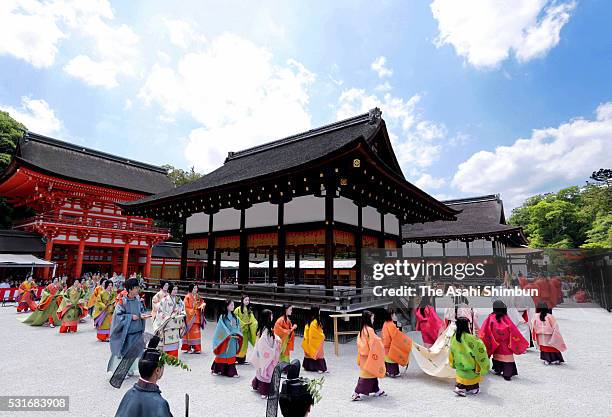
[{"xmin": 0, "ymin": 132, "xmax": 173, "ymax": 280}]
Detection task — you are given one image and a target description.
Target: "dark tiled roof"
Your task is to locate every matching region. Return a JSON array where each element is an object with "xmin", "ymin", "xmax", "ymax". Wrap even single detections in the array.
[
  {"xmin": 402, "ymin": 194, "xmax": 525, "ymax": 242},
  {"xmin": 123, "ymin": 110, "xmax": 383, "ymax": 206},
  {"xmin": 14, "ymin": 132, "xmax": 174, "ymax": 195},
  {"xmin": 152, "ymin": 242, "xmax": 182, "ymax": 259},
  {"xmin": 0, "ymin": 229, "xmax": 44, "ymax": 253}
]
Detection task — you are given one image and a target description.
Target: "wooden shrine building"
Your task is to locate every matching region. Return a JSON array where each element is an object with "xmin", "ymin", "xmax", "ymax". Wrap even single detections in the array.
[
  {"xmin": 0, "ymin": 132, "xmax": 173, "ymax": 280},
  {"xmin": 402, "ymin": 194, "xmax": 527, "ymax": 281},
  {"xmin": 121, "ymin": 109, "xmax": 458, "ymax": 311}
]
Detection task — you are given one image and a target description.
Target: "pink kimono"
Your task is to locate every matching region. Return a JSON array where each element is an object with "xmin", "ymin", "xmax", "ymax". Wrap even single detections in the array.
[{"xmin": 416, "ymin": 306, "xmax": 443, "ymax": 347}]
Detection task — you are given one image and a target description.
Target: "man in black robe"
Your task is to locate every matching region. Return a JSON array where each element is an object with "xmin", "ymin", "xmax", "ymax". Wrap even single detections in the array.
[{"xmin": 114, "ymin": 344, "xmax": 173, "ymax": 417}]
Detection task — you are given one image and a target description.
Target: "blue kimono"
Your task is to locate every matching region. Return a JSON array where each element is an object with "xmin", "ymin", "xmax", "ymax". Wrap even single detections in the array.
[
  {"xmin": 114, "ymin": 379, "xmax": 172, "ymax": 417},
  {"xmin": 212, "ymin": 314, "xmax": 243, "ymax": 359},
  {"xmin": 108, "ymin": 295, "xmax": 145, "ymax": 372}
]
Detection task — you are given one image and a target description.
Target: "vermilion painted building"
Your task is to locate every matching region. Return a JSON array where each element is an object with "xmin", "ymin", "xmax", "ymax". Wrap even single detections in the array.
[{"xmin": 0, "ymin": 132, "xmax": 174, "ymax": 279}]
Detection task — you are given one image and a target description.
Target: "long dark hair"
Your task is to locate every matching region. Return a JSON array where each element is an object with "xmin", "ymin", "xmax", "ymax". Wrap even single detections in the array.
[
  {"xmin": 360, "ymin": 310, "xmax": 374, "ymax": 337},
  {"xmin": 455, "ymin": 317, "xmax": 470, "ymax": 343},
  {"xmin": 240, "ymin": 294, "xmax": 251, "ymax": 315},
  {"xmin": 382, "ymin": 308, "xmax": 395, "ymax": 323},
  {"xmin": 536, "ymin": 301, "xmax": 550, "ymax": 322},
  {"xmin": 220, "ymin": 299, "xmax": 234, "ymax": 321},
  {"xmin": 493, "ymin": 300, "xmax": 507, "ymax": 322},
  {"xmin": 419, "ymin": 296, "xmax": 430, "ymax": 316},
  {"xmin": 309, "ymin": 306, "xmax": 320, "ymax": 325},
  {"xmin": 257, "ymin": 309, "xmax": 274, "ymax": 338},
  {"xmin": 281, "ymin": 304, "xmax": 292, "ymax": 321}
]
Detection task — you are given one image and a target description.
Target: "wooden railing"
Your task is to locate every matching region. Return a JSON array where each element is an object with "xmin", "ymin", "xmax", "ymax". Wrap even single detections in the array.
[
  {"xmin": 15, "ymin": 214, "xmax": 170, "ymax": 235},
  {"xmin": 141, "ymin": 277, "xmax": 392, "ymax": 313}
]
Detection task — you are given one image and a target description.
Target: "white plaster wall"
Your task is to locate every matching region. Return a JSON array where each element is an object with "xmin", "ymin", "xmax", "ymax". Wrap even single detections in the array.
[
  {"xmin": 186, "ymin": 212, "xmax": 210, "ymax": 234},
  {"xmin": 334, "ymin": 196, "xmax": 358, "ymax": 226},
  {"xmin": 245, "ymin": 202, "xmax": 277, "ymax": 228},
  {"xmin": 363, "ymin": 206, "xmax": 381, "ymax": 231},
  {"xmin": 285, "ymin": 195, "xmax": 325, "ymax": 225}
]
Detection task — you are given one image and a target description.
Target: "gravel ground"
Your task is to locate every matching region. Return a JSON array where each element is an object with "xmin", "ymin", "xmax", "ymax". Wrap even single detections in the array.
[{"xmin": 1, "ymin": 305, "xmax": 610, "ymax": 417}]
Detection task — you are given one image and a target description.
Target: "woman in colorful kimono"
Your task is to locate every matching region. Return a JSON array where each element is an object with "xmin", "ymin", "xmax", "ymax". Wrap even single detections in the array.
[
  {"xmin": 151, "ymin": 280, "xmax": 169, "ymax": 319},
  {"xmin": 449, "ymin": 317, "xmax": 490, "ymax": 396},
  {"xmin": 108, "ymin": 278, "xmax": 151, "ymax": 377},
  {"xmin": 152, "ymin": 283, "xmax": 186, "ymax": 358},
  {"xmin": 479, "ymin": 300, "xmax": 528, "ymax": 381},
  {"xmin": 57, "ymin": 281, "xmax": 87, "ymax": 333},
  {"xmin": 415, "ymin": 297, "xmax": 443, "ymax": 348},
  {"xmin": 234, "ymin": 295, "xmax": 257, "ymax": 364},
  {"xmin": 381, "ymin": 309, "xmax": 412, "ymax": 378},
  {"xmin": 211, "ymin": 299, "xmax": 243, "ymax": 377},
  {"xmin": 302, "ymin": 306, "xmax": 327, "ymax": 373},
  {"xmin": 93, "ymin": 279, "xmax": 115, "ymax": 341},
  {"xmin": 352, "ymin": 310, "xmax": 386, "ymax": 401},
  {"xmin": 23, "ymin": 278, "xmax": 62, "ymax": 327},
  {"xmin": 532, "ymin": 301, "xmax": 567, "ymax": 365},
  {"xmin": 274, "ymin": 304, "xmax": 297, "ymax": 364},
  {"xmin": 248, "ymin": 309, "xmax": 281, "ymax": 399},
  {"xmin": 16, "ymin": 276, "xmax": 37, "ymax": 313},
  {"xmin": 182, "ymin": 283, "xmax": 206, "ymax": 354},
  {"xmin": 87, "ymin": 276, "xmax": 103, "ymax": 317}
]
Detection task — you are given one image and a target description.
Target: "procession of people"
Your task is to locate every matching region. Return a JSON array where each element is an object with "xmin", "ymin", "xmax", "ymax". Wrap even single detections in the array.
[{"xmin": 13, "ymin": 274, "xmax": 570, "ymax": 415}]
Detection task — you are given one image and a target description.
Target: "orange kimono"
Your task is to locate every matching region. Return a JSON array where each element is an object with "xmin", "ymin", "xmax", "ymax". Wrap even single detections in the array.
[
  {"xmin": 274, "ymin": 316, "xmax": 295, "ymax": 363},
  {"xmin": 182, "ymin": 293, "xmax": 206, "ymax": 352},
  {"xmin": 87, "ymin": 285, "xmax": 103, "ymax": 310},
  {"xmin": 354, "ymin": 326, "xmax": 385, "ymax": 396},
  {"xmin": 16, "ymin": 281, "xmax": 37, "ymax": 312},
  {"xmin": 381, "ymin": 321, "xmax": 412, "ymax": 376}
]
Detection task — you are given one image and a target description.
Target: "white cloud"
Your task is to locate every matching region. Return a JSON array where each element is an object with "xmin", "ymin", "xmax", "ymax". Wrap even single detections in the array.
[
  {"xmin": 0, "ymin": 1, "xmax": 139, "ymax": 87},
  {"xmin": 124, "ymin": 98, "xmax": 133, "ymax": 110},
  {"xmin": 430, "ymin": 0, "xmax": 576, "ymax": 69},
  {"xmin": 0, "ymin": 1, "xmax": 67, "ymax": 67},
  {"xmin": 63, "ymin": 55, "xmax": 119, "ymax": 88},
  {"xmin": 0, "ymin": 96, "xmax": 62, "ymax": 135},
  {"xmin": 163, "ymin": 18, "xmax": 205, "ymax": 49},
  {"xmin": 415, "ymin": 173, "xmax": 447, "ymax": 191},
  {"xmin": 336, "ymin": 88, "xmax": 446, "ymax": 173},
  {"xmin": 139, "ymin": 33, "xmax": 315, "ymax": 173},
  {"xmin": 452, "ymin": 102, "xmax": 612, "ymax": 210},
  {"xmin": 371, "ymin": 56, "xmax": 393, "ymax": 78}
]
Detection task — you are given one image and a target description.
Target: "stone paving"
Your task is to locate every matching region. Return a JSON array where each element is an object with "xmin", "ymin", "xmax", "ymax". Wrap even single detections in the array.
[{"xmin": 1, "ymin": 305, "xmax": 610, "ymax": 417}]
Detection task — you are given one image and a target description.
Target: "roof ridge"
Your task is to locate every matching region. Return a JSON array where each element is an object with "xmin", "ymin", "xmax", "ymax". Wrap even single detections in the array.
[
  {"xmin": 225, "ymin": 108, "xmax": 381, "ymax": 162},
  {"xmin": 442, "ymin": 194, "xmax": 500, "ymax": 205},
  {"xmin": 23, "ymin": 132, "xmax": 169, "ymax": 174}
]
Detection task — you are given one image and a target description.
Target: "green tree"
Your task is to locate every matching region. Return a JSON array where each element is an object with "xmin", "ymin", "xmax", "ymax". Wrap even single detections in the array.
[
  {"xmin": 0, "ymin": 110, "xmax": 25, "ymax": 172},
  {"xmin": 156, "ymin": 164, "xmax": 203, "ymax": 241},
  {"xmin": 509, "ymin": 178, "xmax": 612, "ymax": 248},
  {"xmin": 0, "ymin": 111, "xmax": 28, "ymax": 228},
  {"xmin": 161, "ymin": 164, "xmax": 202, "ymax": 187}
]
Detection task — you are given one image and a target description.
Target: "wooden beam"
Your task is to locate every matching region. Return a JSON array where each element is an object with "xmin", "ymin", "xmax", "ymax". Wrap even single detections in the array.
[{"xmin": 277, "ymin": 201, "xmax": 286, "ymax": 288}]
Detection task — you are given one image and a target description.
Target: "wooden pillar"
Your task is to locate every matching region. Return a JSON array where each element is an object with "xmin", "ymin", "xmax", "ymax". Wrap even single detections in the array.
[
  {"xmin": 121, "ymin": 242, "xmax": 130, "ymax": 278},
  {"xmin": 277, "ymin": 201, "xmax": 286, "ymax": 288},
  {"xmin": 378, "ymin": 211, "xmax": 385, "ymax": 248},
  {"xmin": 144, "ymin": 245, "xmax": 153, "ymax": 278},
  {"xmin": 355, "ymin": 205, "xmax": 363, "ymax": 288},
  {"xmin": 397, "ymin": 218, "xmax": 403, "ymax": 249},
  {"xmin": 324, "ymin": 191, "xmax": 334, "ymax": 289},
  {"xmin": 239, "ymin": 208, "xmax": 249, "ymax": 285},
  {"xmin": 75, "ymin": 238, "xmax": 86, "ymax": 279},
  {"xmin": 294, "ymin": 248, "xmax": 300, "ymax": 284},
  {"xmin": 206, "ymin": 213, "xmax": 215, "ymax": 281},
  {"xmin": 160, "ymin": 257, "xmax": 166, "ymax": 279},
  {"xmin": 180, "ymin": 216, "xmax": 188, "ymax": 280},
  {"xmin": 215, "ymin": 250, "xmax": 222, "ymax": 282},
  {"xmin": 268, "ymin": 247, "xmax": 274, "ymax": 283},
  {"xmin": 43, "ymin": 238, "xmax": 53, "ymax": 280}
]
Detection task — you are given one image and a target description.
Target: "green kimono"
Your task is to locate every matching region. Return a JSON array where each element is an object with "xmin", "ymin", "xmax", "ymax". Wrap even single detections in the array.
[
  {"xmin": 23, "ymin": 286, "xmax": 61, "ymax": 326},
  {"xmin": 234, "ymin": 306, "xmax": 257, "ymax": 359},
  {"xmin": 57, "ymin": 287, "xmax": 86, "ymax": 330},
  {"xmin": 449, "ymin": 333, "xmax": 490, "ymax": 385}
]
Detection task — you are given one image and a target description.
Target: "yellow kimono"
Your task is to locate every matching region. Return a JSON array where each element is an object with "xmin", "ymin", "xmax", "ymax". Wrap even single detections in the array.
[{"xmin": 234, "ymin": 306, "xmax": 257, "ymax": 362}]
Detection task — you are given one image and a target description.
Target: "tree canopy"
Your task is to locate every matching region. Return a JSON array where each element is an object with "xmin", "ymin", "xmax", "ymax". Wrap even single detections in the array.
[
  {"xmin": 508, "ymin": 174, "xmax": 612, "ymax": 249},
  {"xmin": 0, "ymin": 110, "xmax": 25, "ymax": 173}
]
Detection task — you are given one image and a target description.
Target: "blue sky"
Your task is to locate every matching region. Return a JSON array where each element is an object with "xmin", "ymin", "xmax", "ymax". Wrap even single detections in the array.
[{"xmin": 1, "ymin": 0, "xmax": 611, "ymax": 211}]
